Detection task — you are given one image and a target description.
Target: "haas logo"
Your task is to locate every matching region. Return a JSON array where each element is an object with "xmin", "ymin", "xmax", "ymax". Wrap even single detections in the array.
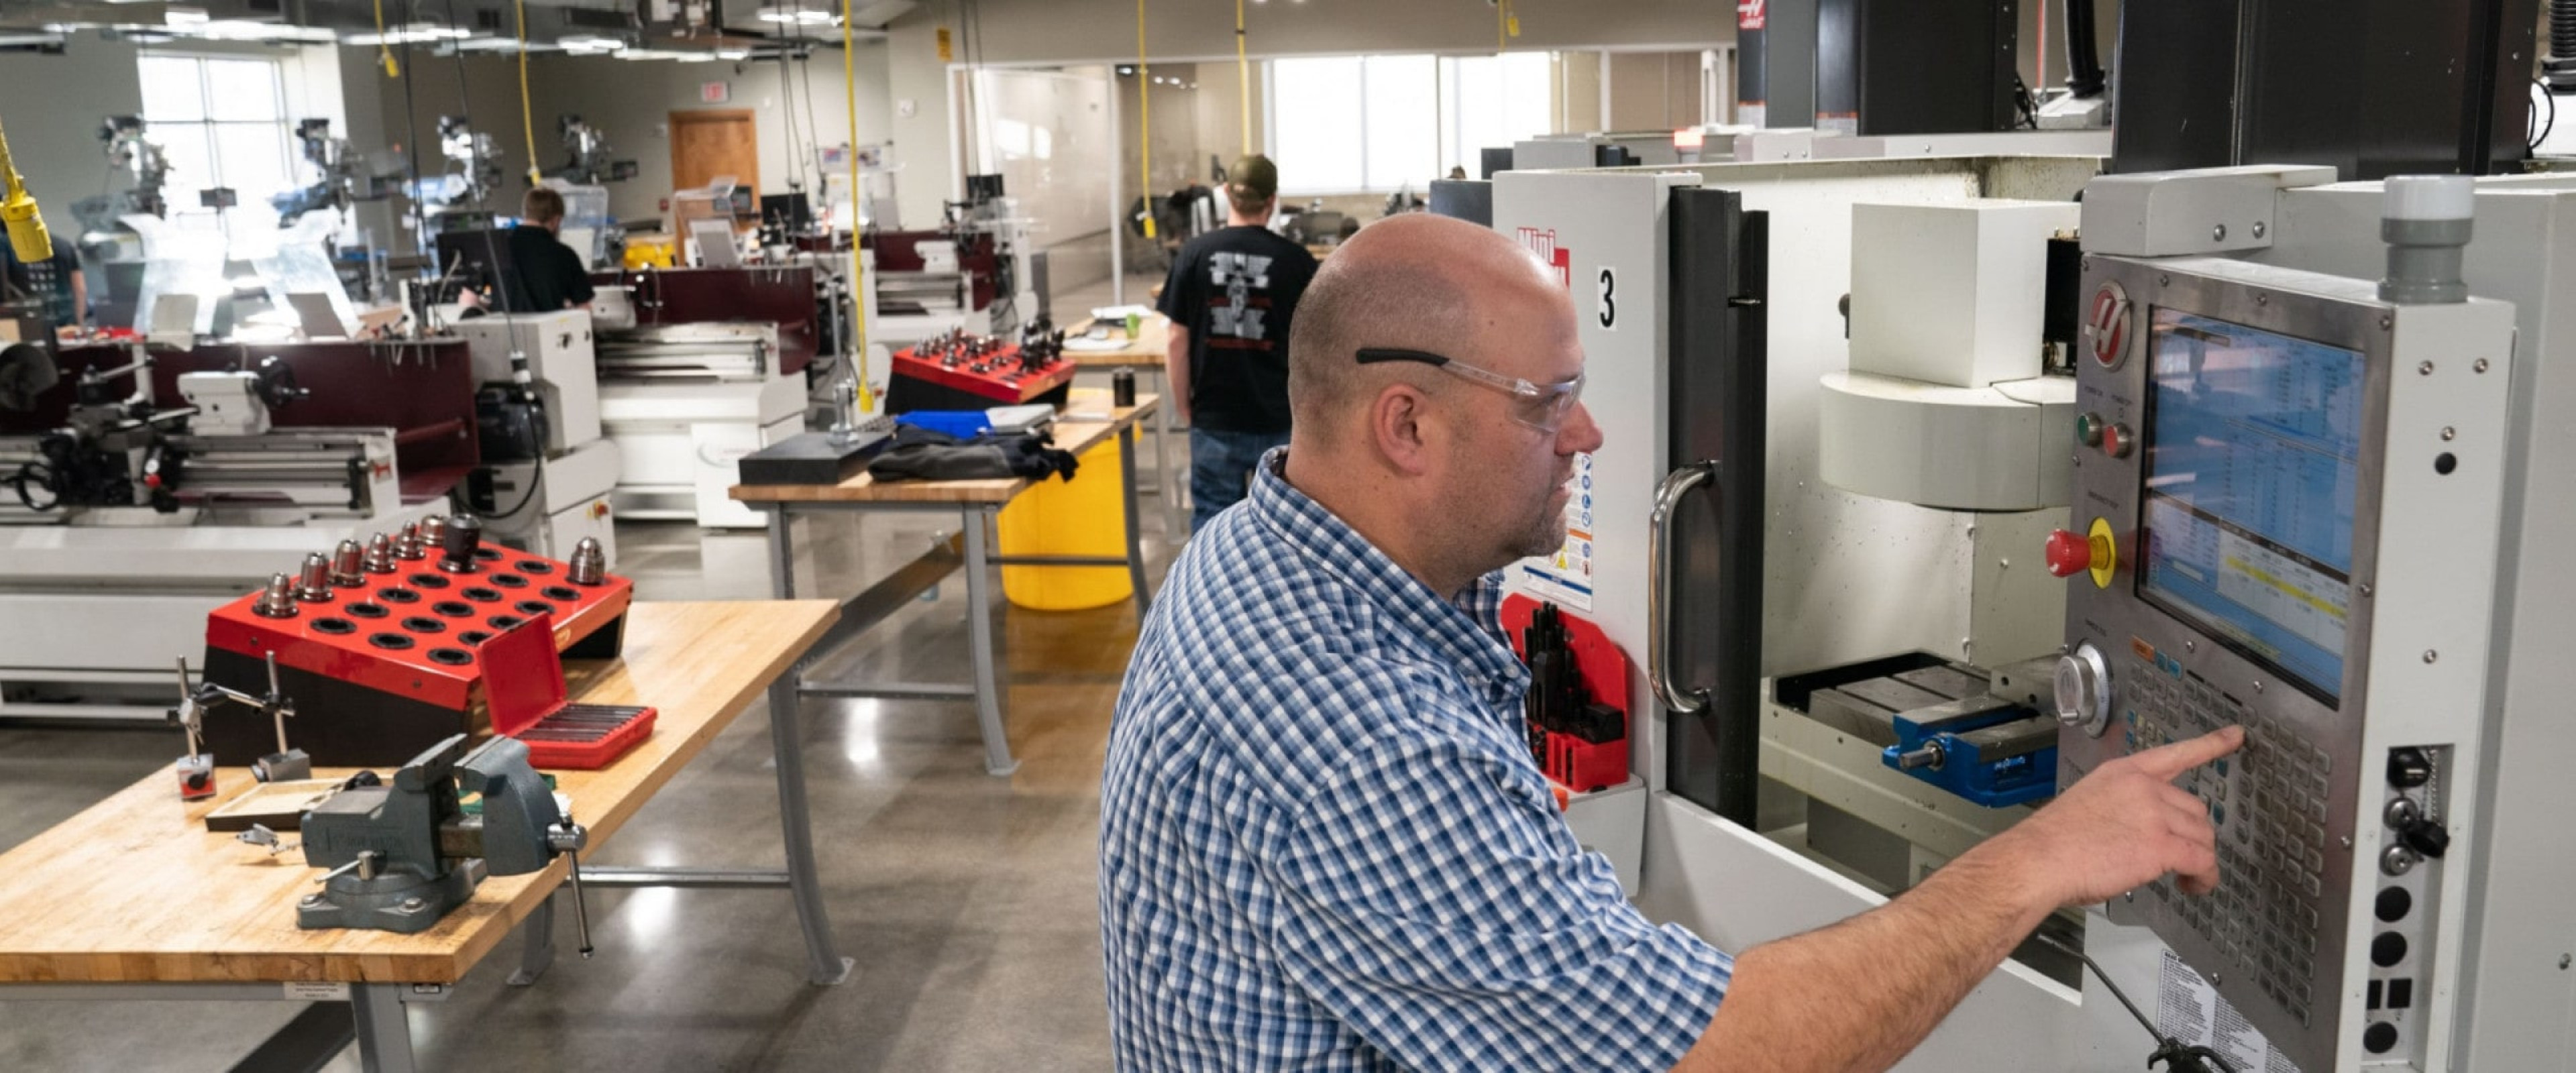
[
  {"xmin": 1516, "ymin": 227, "xmax": 1573, "ymax": 290},
  {"xmin": 1738, "ymin": 0, "xmax": 1766, "ymax": 30}
]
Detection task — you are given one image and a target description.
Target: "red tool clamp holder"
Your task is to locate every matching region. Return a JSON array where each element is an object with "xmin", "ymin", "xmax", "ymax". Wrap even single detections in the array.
[
  {"xmin": 888, "ymin": 341, "xmax": 1075, "ymax": 410},
  {"xmin": 1501, "ymin": 595, "xmax": 1633, "ymax": 795},
  {"xmin": 199, "ymin": 545, "xmax": 634, "ymax": 767}
]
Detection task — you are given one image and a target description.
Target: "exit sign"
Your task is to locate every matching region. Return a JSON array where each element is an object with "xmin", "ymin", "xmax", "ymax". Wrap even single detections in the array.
[{"xmin": 700, "ymin": 81, "xmax": 730, "ymax": 103}]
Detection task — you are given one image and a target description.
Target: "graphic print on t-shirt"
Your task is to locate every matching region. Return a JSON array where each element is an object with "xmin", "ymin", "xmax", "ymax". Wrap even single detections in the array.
[{"xmin": 1208, "ymin": 251, "xmax": 1275, "ymax": 342}]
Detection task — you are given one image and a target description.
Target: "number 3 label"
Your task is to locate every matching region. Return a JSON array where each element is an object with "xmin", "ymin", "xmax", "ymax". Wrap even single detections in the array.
[{"xmin": 1596, "ymin": 268, "xmax": 1618, "ymax": 331}]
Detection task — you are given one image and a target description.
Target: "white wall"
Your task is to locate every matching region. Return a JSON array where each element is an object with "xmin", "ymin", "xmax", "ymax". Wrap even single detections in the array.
[
  {"xmin": 900, "ymin": 0, "xmax": 1733, "ymax": 65},
  {"xmin": 528, "ymin": 43, "xmax": 894, "ymax": 225},
  {"xmin": 888, "ymin": 14, "xmax": 960, "ymax": 230},
  {"xmin": 0, "ymin": 34, "xmax": 144, "ymax": 231}
]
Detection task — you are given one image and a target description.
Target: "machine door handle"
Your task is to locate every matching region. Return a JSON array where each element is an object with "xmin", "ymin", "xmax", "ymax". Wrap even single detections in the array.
[{"xmin": 1649, "ymin": 461, "xmax": 1719, "ymax": 716}]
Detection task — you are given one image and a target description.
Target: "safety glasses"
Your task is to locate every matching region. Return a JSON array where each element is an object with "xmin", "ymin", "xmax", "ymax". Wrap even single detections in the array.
[{"xmin": 1355, "ymin": 347, "xmax": 1587, "ymax": 433}]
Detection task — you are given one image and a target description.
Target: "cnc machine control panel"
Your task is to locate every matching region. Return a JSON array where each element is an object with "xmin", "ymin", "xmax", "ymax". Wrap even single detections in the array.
[{"xmin": 2053, "ymin": 255, "xmax": 2514, "ymax": 1072}]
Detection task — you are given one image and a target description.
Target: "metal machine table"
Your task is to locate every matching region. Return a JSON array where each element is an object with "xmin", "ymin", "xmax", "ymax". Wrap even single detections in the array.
[
  {"xmin": 731, "ymin": 398, "xmax": 1160, "ymax": 777},
  {"xmin": 0, "ymin": 600, "xmax": 847, "ymax": 1072}
]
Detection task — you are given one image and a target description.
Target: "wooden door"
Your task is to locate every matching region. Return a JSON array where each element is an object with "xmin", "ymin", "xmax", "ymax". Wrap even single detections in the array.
[{"xmin": 669, "ymin": 109, "xmax": 759, "ymax": 209}]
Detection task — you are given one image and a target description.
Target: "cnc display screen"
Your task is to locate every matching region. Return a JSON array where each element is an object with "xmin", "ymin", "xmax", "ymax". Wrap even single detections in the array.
[{"xmin": 2137, "ymin": 308, "xmax": 2363, "ymax": 704}]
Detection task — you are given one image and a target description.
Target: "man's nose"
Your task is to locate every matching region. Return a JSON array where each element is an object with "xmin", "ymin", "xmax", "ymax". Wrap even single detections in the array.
[{"xmin": 1560, "ymin": 400, "xmax": 1605, "ymax": 454}]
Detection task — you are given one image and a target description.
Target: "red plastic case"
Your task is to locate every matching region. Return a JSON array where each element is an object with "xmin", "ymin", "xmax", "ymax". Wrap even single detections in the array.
[{"xmin": 480, "ymin": 614, "xmax": 655, "ymax": 770}]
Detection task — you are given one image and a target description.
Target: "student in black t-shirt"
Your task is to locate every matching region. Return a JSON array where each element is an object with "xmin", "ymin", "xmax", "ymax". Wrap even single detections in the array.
[
  {"xmin": 1157, "ymin": 154, "xmax": 1320, "ymax": 533},
  {"xmin": 502, "ymin": 186, "xmax": 596, "ymax": 313}
]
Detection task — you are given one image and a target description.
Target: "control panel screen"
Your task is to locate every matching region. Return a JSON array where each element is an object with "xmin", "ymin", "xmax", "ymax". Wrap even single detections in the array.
[{"xmin": 2137, "ymin": 308, "xmax": 2363, "ymax": 703}]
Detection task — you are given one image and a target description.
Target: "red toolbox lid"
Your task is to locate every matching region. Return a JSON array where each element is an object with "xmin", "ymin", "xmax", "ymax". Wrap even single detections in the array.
[{"xmin": 480, "ymin": 613, "xmax": 568, "ymax": 738}]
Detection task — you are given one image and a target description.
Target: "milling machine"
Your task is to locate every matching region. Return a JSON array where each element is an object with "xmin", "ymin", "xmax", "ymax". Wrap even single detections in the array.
[{"xmin": 1477, "ymin": 135, "xmax": 2576, "ymax": 1071}]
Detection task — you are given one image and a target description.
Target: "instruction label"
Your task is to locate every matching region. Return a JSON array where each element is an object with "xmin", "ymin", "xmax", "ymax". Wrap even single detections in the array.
[
  {"xmin": 2155, "ymin": 950, "xmax": 2303, "ymax": 1073},
  {"xmin": 283, "ymin": 981, "xmax": 351, "ymax": 1001},
  {"xmin": 1517, "ymin": 452, "xmax": 1596, "ymax": 611}
]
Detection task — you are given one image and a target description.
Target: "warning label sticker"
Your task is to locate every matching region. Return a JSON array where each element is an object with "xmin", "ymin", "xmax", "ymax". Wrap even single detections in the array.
[{"xmin": 2155, "ymin": 950, "xmax": 2304, "ymax": 1073}]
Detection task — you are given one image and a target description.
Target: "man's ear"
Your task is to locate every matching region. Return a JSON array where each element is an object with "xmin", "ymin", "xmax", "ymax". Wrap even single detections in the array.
[{"xmin": 1371, "ymin": 382, "xmax": 1436, "ymax": 476}]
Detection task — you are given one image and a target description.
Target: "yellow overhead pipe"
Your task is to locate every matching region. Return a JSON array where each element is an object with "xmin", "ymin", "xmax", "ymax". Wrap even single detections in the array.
[
  {"xmin": 0, "ymin": 115, "xmax": 52, "ymax": 263},
  {"xmin": 1136, "ymin": 0, "xmax": 1155, "ymax": 239},
  {"xmin": 371, "ymin": 0, "xmax": 398, "ymax": 77},
  {"xmin": 844, "ymin": 0, "xmax": 874, "ymax": 410},
  {"xmin": 517, "ymin": 0, "xmax": 540, "ymax": 185},
  {"xmin": 1235, "ymin": 0, "xmax": 1250, "ymax": 156}
]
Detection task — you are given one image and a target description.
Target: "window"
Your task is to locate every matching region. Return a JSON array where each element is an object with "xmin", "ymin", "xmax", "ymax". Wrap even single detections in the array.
[
  {"xmin": 1444, "ymin": 52, "xmax": 1554, "ymax": 176},
  {"xmin": 138, "ymin": 54, "xmax": 295, "ymax": 217},
  {"xmin": 1268, "ymin": 53, "xmax": 1558, "ymax": 194}
]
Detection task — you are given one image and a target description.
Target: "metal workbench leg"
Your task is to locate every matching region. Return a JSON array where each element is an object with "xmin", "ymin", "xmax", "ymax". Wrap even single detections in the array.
[
  {"xmin": 962, "ymin": 506, "xmax": 1019, "ymax": 777},
  {"xmin": 350, "ymin": 984, "xmax": 416, "ymax": 1073},
  {"xmin": 1152, "ymin": 372, "xmax": 1181, "ymax": 537},
  {"xmin": 767, "ymin": 670, "xmax": 856, "ymax": 984},
  {"xmin": 766, "ymin": 506, "xmax": 796, "ymax": 600},
  {"xmin": 1119, "ymin": 425, "xmax": 1152, "ymax": 619},
  {"xmin": 505, "ymin": 893, "xmax": 555, "ymax": 986}
]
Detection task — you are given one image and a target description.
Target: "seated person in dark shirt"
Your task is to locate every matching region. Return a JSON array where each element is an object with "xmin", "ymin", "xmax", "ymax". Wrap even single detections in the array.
[{"xmin": 502, "ymin": 186, "xmax": 596, "ymax": 313}]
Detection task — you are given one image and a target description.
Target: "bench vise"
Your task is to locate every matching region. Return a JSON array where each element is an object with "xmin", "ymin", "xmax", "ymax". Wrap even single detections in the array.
[{"xmin": 297, "ymin": 732, "xmax": 592, "ymax": 938}]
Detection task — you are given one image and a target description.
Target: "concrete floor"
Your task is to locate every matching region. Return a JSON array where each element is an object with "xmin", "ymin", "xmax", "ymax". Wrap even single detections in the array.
[{"xmin": 0, "ymin": 273, "xmax": 1184, "ymax": 1072}]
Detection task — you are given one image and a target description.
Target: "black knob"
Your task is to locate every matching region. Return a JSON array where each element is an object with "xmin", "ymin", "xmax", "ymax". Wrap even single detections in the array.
[
  {"xmin": 438, "ymin": 514, "xmax": 483, "ymax": 573},
  {"xmin": 2375, "ymin": 886, "xmax": 2414, "ymax": 922},
  {"xmin": 2400, "ymin": 819, "xmax": 2451, "ymax": 859},
  {"xmin": 2371, "ymin": 931, "xmax": 2408, "ymax": 968},
  {"xmin": 2363, "ymin": 1021, "xmax": 2400, "ymax": 1055},
  {"xmin": 2388, "ymin": 747, "xmax": 2434, "ymax": 788}
]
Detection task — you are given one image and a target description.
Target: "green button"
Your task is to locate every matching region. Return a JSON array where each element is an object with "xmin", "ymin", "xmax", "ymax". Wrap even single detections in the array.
[{"xmin": 2076, "ymin": 412, "xmax": 2106, "ymax": 447}]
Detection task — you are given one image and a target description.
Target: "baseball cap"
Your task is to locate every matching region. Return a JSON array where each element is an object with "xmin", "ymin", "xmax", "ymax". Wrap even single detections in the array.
[{"xmin": 1228, "ymin": 155, "xmax": 1279, "ymax": 203}]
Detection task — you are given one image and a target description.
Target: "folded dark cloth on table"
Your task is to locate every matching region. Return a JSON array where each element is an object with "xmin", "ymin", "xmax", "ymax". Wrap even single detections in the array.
[{"xmin": 865, "ymin": 425, "xmax": 1080, "ymax": 482}]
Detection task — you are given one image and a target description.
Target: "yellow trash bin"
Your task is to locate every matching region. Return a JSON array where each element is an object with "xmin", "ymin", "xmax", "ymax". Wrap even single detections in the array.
[{"xmin": 999, "ymin": 433, "xmax": 1132, "ymax": 610}]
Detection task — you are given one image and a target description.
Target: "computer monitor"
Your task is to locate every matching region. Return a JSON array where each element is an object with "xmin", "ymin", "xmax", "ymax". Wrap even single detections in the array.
[{"xmin": 763, "ymin": 192, "xmax": 813, "ymax": 233}]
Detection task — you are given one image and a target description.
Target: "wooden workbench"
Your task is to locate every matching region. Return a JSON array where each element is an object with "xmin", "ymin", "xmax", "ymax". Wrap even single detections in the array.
[
  {"xmin": 1064, "ymin": 313, "xmax": 1171, "ymax": 368},
  {"xmin": 727, "ymin": 398, "xmax": 1161, "ymax": 777},
  {"xmin": 0, "ymin": 600, "xmax": 844, "ymax": 1071}
]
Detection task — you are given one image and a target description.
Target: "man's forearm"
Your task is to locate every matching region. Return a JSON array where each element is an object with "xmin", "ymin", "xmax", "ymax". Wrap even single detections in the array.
[{"xmin": 1676, "ymin": 846, "xmax": 2053, "ymax": 1072}]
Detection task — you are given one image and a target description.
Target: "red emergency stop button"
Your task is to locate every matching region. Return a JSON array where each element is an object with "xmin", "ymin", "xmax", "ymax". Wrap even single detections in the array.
[{"xmin": 2046, "ymin": 529, "xmax": 2094, "ymax": 577}]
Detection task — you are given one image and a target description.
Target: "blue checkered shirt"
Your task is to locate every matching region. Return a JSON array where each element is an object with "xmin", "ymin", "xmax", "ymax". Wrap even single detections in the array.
[{"xmin": 1101, "ymin": 449, "xmax": 1733, "ymax": 1071}]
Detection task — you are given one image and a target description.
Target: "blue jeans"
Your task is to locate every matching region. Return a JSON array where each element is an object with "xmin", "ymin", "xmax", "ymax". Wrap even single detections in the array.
[{"xmin": 1189, "ymin": 427, "xmax": 1289, "ymax": 534}]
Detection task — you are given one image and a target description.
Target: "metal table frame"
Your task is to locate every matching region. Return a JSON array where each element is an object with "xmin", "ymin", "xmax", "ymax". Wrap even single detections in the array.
[
  {"xmin": 2, "ymin": 628, "xmax": 851, "ymax": 1073},
  {"xmin": 757, "ymin": 422, "xmax": 1154, "ymax": 777}
]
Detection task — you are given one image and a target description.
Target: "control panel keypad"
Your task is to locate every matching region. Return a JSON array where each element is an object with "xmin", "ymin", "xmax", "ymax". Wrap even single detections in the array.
[{"xmin": 2125, "ymin": 654, "xmax": 2332, "ymax": 1025}]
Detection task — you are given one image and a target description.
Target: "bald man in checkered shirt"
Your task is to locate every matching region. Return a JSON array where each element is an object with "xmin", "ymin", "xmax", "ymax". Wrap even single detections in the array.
[{"xmin": 1100, "ymin": 213, "xmax": 2243, "ymax": 1072}]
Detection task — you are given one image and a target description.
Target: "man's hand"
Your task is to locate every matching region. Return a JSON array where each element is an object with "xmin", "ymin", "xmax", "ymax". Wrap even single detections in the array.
[
  {"xmin": 1670, "ymin": 726, "xmax": 2245, "ymax": 1073},
  {"xmin": 1984, "ymin": 726, "xmax": 2243, "ymax": 907}
]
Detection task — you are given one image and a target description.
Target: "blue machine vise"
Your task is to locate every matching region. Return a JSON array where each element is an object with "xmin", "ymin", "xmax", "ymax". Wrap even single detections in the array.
[{"xmin": 1879, "ymin": 695, "xmax": 2060, "ymax": 808}]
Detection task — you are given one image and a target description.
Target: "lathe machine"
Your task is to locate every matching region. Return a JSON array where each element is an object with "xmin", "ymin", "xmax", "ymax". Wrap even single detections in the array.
[{"xmin": 0, "ymin": 339, "xmax": 471, "ymax": 719}]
